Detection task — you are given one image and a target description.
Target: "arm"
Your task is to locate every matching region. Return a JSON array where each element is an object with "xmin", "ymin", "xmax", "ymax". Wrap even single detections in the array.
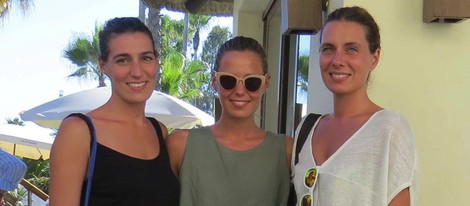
[
  {"xmin": 389, "ymin": 188, "xmax": 410, "ymax": 206},
  {"xmin": 48, "ymin": 117, "xmax": 91, "ymax": 206},
  {"xmin": 285, "ymin": 136, "xmax": 294, "ymax": 174},
  {"xmin": 165, "ymin": 129, "xmax": 189, "ymax": 178}
]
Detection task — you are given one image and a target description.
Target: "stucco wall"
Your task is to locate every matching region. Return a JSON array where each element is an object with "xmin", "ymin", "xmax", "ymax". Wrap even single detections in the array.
[{"xmin": 312, "ymin": 0, "xmax": 470, "ymax": 205}]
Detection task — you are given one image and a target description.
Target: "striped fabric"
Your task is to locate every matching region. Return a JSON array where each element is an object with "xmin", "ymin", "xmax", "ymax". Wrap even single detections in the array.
[{"xmin": 0, "ymin": 149, "xmax": 27, "ymax": 191}]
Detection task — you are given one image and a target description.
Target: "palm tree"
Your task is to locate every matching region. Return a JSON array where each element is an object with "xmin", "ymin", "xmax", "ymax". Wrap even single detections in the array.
[
  {"xmin": 188, "ymin": 14, "xmax": 211, "ymax": 60},
  {"xmin": 160, "ymin": 51, "xmax": 208, "ymax": 101},
  {"xmin": 201, "ymin": 25, "xmax": 231, "ymax": 70},
  {"xmin": 63, "ymin": 23, "xmax": 106, "ymax": 87},
  {"xmin": 160, "ymin": 14, "xmax": 185, "ymax": 60},
  {"xmin": 297, "ymin": 55, "xmax": 309, "ymax": 92},
  {"xmin": 5, "ymin": 117, "xmax": 24, "ymax": 125},
  {"xmin": 144, "ymin": 2, "xmax": 163, "ymax": 91},
  {"xmin": 198, "ymin": 26, "xmax": 231, "ymax": 115},
  {"xmin": 0, "ymin": 0, "xmax": 34, "ymax": 25}
]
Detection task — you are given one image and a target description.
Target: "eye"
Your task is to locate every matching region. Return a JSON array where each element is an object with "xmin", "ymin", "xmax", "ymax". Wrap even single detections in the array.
[
  {"xmin": 346, "ymin": 47, "xmax": 358, "ymax": 54},
  {"xmin": 116, "ymin": 57, "xmax": 130, "ymax": 64},
  {"xmin": 142, "ymin": 55, "xmax": 155, "ymax": 62},
  {"xmin": 141, "ymin": 52, "xmax": 157, "ymax": 63},
  {"xmin": 320, "ymin": 46, "xmax": 333, "ymax": 54}
]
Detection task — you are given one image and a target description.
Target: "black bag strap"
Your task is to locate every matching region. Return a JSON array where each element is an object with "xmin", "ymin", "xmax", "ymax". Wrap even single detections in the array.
[
  {"xmin": 65, "ymin": 113, "xmax": 97, "ymax": 206},
  {"xmin": 294, "ymin": 113, "xmax": 322, "ymax": 165}
]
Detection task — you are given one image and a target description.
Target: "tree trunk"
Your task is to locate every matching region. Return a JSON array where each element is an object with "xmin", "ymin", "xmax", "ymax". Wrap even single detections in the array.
[
  {"xmin": 138, "ymin": 0, "xmax": 146, "ymax": 22},
  {"xmin": 183, "ymin": 13, "xmax": 189, "ymax": 58},
  {"xmin": 147, "ymin": 6, "xmax": 162, "ymax": 91}
]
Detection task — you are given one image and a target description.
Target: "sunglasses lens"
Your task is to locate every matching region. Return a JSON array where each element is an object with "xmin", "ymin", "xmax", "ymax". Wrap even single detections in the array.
[
  {"xmin": 304, "ymin": 168, "xmax": 317, "ymax": 188},
  {"xmin": 300, "ymin": 194, "xmax": 313, "ymax": 206},
  {"xmin": 244, "ymin": 77, "xmax": 262, "ymax": 92},
  {"xmin": 219, "ymin": 75, "xmax": 237, "ymax": 90}
]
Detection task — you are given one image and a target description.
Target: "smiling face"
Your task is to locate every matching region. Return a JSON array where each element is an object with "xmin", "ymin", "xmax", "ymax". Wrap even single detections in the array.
[
  {"xmin": 100, "ymin": 32, "xmax": 157, "ymax": 104},
  {"xmin": 213, "ymin": 51, "xmax": 269, "ymax": 120},
  {"xmin": 319, "ymin": 21, "xmax": 380, "ymax": 96}
]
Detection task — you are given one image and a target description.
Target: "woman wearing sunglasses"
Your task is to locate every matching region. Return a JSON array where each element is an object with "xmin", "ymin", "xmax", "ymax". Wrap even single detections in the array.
[
  {"xmin": 292, "ymin": 6, "xmax": 418, "ymax": 206},
  {"xmin": 167, "ymin": 36, "xmax": 293, "ymax": 206}
]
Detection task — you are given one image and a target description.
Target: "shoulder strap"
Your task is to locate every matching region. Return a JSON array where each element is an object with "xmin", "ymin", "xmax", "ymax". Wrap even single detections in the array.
[
  {"xmin": 65, "ymin": 113, "xmax": 97, "ymax": 206},
  {"xmin": 147, "ymin": 117, "xmax": 165, "ymax": 144},
  {"xmin": 294, "ymin": 113, "xmax": 322, "ymax": 165}
]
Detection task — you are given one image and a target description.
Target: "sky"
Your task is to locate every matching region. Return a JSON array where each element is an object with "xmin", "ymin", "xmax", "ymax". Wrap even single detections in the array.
[{"xmin": 0, "ymin": 0, "xmax": 232, "ymax": 123}]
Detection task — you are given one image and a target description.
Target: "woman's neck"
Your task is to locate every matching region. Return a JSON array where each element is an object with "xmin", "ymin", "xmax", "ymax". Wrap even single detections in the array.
[{"xmin": 333, "ymin": 91, "xmax": 380, "ymax": 118}]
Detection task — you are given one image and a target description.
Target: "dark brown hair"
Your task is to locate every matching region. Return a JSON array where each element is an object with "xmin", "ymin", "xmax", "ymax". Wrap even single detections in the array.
[
  {"xmin": 213, "ymin": 36, "xmax": 268, "ymax": 74},
  {"xmin": 322, "ymin": 6, "xmax": 381, "ymax": 54},
  {"xmin": 99, "ymin": 17, "xmax": 156, "ymax": 61}
]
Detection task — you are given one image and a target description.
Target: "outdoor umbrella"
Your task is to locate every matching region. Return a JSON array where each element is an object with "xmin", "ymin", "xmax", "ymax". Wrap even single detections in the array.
[
  {"xmin": 0, "ymin": 123, "xmax": 54, "ymax": 160},
  {"xmin": 19, "ymin": 87, "xmax": 214, "ymax": 129}
]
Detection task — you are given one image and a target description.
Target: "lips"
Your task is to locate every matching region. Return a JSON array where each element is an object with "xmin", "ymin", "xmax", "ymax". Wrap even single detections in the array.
[
  {"xmin": 330, "ymin": 72, "xmax": 350, "ymax": 80},
  {"xmin": 231, "ymin": 99, "xmax": 250, "ymax": 107},
  {"xmin": 127, "ymin": 82, "xmax": 146, "ymax": 88}
]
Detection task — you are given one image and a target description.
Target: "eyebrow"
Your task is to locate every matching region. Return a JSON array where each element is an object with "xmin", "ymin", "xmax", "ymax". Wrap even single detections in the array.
[
  {"xmin": 112, "ymin": 51, "xmax": 156, "ymax": 60},
  {"xmin": 320, "ymin": 42, "xmax": 334, "ymax": 48},
  {"xmin": 320, "ymin": 42, "xmax": 361, "ymax": 49},
  {"xmin": 112, "ymin": 53, "xmax": 130, "ymax": 60},
  {"xmin": 344, "ymin": 42, "xmax": 361, "ymax": 48}
]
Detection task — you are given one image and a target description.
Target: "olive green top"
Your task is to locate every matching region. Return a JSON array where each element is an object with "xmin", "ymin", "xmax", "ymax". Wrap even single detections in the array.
[{"xmin": 179, "ymin": 127, "xmax": 290, "ymax": 206}]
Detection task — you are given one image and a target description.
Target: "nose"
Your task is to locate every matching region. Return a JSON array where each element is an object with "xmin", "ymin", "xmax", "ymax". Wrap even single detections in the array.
[
  {"xmin": 130, "ymin": 61, "xmax": 143, "ymax": 77},
  {"xmin": 331, "ymin": 51, "xmax": 345, "ymax": 67},
  {"xmin": 233, "ymin": 79, "xmax": 246, "ymax": 94}
]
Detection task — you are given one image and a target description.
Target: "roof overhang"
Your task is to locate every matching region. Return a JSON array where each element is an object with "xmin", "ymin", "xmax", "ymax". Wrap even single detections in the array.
[{"xmin": 143, "ymin": 0, "xmax": 234, "ymax": 16}]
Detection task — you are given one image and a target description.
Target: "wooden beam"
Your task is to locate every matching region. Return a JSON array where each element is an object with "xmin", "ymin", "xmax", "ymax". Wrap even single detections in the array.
[
  {"xmin": 20, "ymin": 179, "xmax": 49, "ymax": 201},
  {"xmin": 185, "ymin": 0, "xmax": 210, "ymax": 14},
  {"xmin": 281, "ymin": 0, "xmax": 323, "ymax": 34},
  {"xmin": 424, "ymin": 0, "xmax": 470, "ymax": 23}
]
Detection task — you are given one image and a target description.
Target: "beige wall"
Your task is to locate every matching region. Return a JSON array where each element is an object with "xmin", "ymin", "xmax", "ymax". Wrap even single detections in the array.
[{"xmin": 316, "ymin": 0, "xmax": 470, "ymax": 205}]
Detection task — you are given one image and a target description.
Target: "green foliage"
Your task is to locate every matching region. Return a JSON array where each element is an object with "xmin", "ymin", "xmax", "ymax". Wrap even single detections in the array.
[
  {"xmin": 297, "ymin": 55, "xmax": 309, "ymax": 92},
  {"xmin": 159, "ymin": 13, "xmax": 229, "ymax": 115},
  {"xmin": 202, "ymin": 25, "xmax": 232, "ymax": 71},
  {"xmin": 27, "ymin": 176, "xmax": 49, "ymax": 195},
  {"xmin": 5, "ymin": 117, "xmax": 24, "ymax": 125},
  {"xmin": 196, "ymin": 26, "xmax": 231, "ymax": 115},
  {"xmin": 160, "ymin": 51, "xmax": 208, "ymax": 101},
  {"xmin": 7, "ymin": 187, "xmax": 27, "ymax": 206},
  {"xmin": 63, "ymin": 23, "xmax": 106, "ymax": 87},
  {"xmin": 0, "ymin": 0, "xmax": 34, "ymax": 26},
  {"xmin": 160, "ymin": 15, "xmax": 185, "ymax": 59},
  {"xmin": 189, "ymin": 14, "xmax": 211, "ymax": 59},
  {"xmin": 21, "ymin": 154, "xmax": 50, "ymax": 194}
]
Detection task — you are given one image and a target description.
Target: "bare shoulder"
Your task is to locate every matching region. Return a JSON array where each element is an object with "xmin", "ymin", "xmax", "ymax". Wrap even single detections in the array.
[
  {"xmin": 284, "ymin": 135, "xmax": 294, "ymax": 156},
  {"xmin": 285, "ymin": 135, "xmax": 294, "ymax": 146},
  {"xmin": 52, "ymin": 115, "xmax": 92, "ymax": 160},
  {"xmin": 166, "ymin": 129, "xmax": 190, "ymax": 146},
  {"xmin": 284, "ymin": 135, "xmax": 294, "ymax": 173},
  {"xmin": 54, "ymin": 115, "xmax": 91, "ymax": 147},
  {"xmin": 166, "ymin": 129, "xmax": 191, "ymax": 176}
]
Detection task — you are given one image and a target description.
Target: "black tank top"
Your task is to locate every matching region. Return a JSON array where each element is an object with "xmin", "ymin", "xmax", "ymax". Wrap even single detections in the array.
[{"xmin": 78, "ymin": 116, "xmax": 179, "ymax": 206}]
